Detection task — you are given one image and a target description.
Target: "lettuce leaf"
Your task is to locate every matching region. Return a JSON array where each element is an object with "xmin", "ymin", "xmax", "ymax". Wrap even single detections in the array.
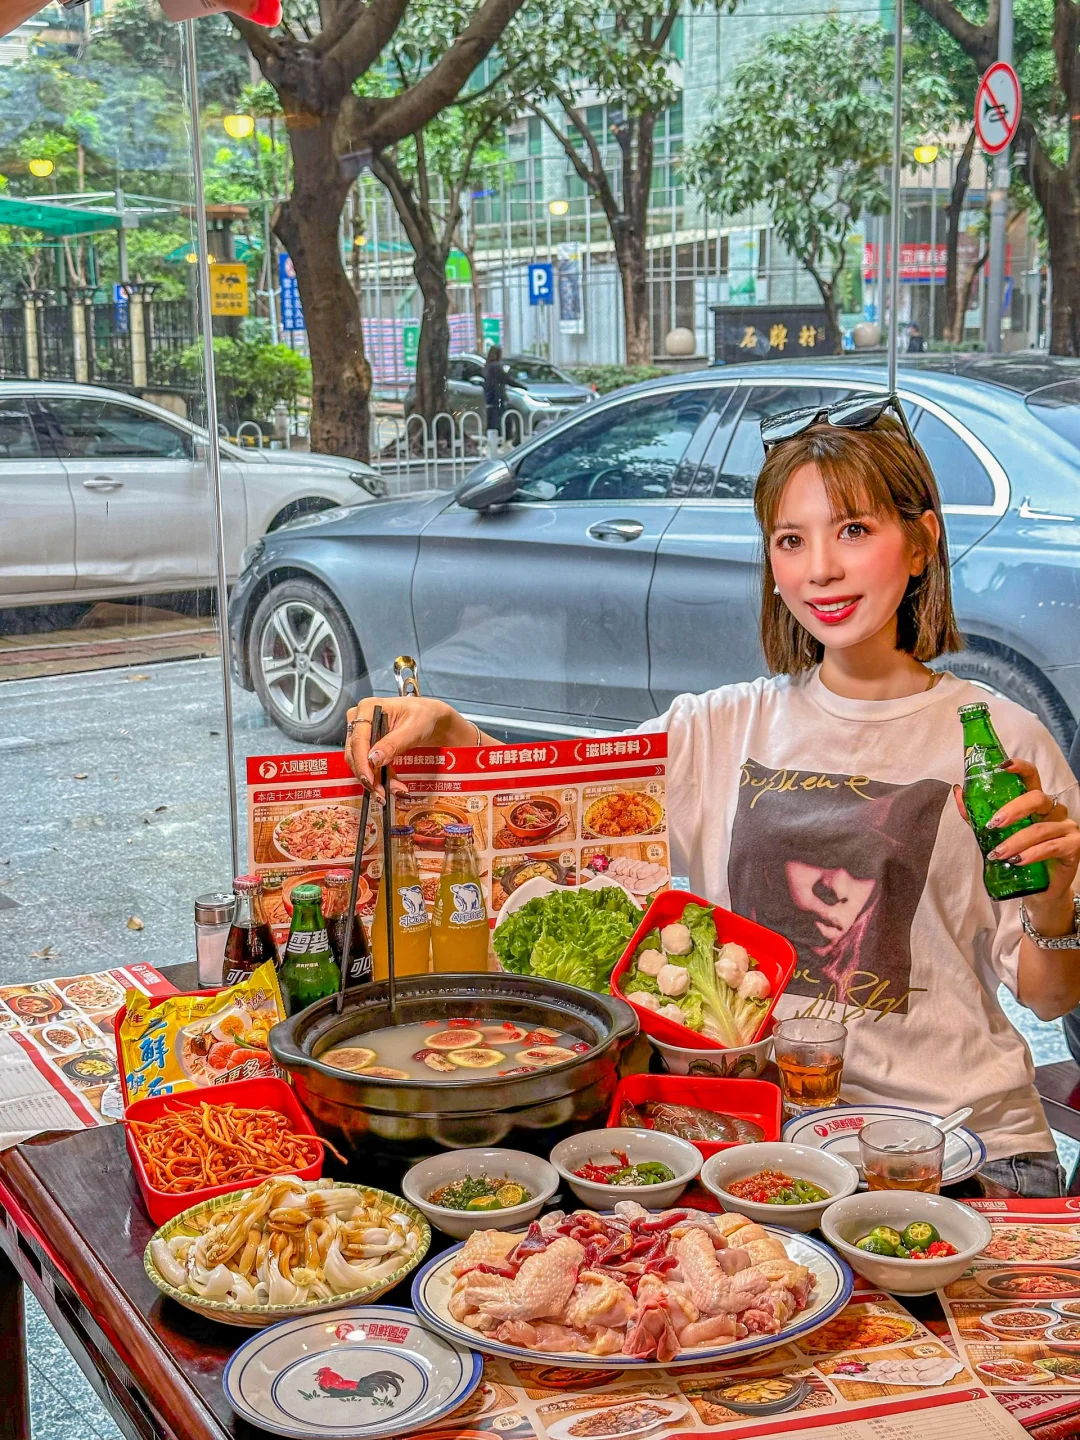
[
  {"xmin": 683, "ymin": 902, "xmax": 766, "ymax": 1046},
  {"xmin": 492, "ymin": 886, "xmax": 643, "ymax": 993}
]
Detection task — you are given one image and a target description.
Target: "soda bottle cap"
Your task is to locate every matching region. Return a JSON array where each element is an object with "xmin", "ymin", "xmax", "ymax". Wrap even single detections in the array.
[
  {"xmin": 444, "ymin": 823, "xmax": 473, "ymax": 836},
  {"xmin": 390, "ymin": 824, "xmax": 414, "ymax": 837},
  {"xmin": 958, "ymin": 702, "xmax": 990, "ymax": 718},
  {"xmin": 233, "ymin": 874, "xmax": 262, "ymax": 893},
  {"xmin": 291, "ymin": 883, "xmax": 323, "ymax": 902},
  {"xmin": 323, "ymin": 870, "xmax": 352, "ymax": 886}
]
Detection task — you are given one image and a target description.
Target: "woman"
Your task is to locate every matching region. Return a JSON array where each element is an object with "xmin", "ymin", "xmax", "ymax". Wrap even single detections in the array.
[{"xmin": 345, "ymin": 393, "xmax": 1080, "ymax": 1196}]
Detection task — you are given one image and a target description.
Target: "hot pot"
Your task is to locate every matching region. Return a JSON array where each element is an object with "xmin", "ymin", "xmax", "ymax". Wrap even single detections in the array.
[{"xmin": 269, "ymin": 973, "xmax": 639, "ymax": 1167}]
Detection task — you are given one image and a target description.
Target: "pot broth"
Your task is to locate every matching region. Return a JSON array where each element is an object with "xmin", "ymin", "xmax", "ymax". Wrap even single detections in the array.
[{"xmin": 318, "ymin": 1017, "xmax": 590, "ymax": 1081}]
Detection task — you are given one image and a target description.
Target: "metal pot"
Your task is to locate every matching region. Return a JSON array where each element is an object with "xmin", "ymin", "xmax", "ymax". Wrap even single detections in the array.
[{"xmin": 270, "ymin": 974, "xmax": 638, "ymax": 1168}]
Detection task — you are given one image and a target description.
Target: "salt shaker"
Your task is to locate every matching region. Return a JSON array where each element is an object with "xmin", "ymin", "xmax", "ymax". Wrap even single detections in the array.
[{"xmin": 194, "ymin": 891, "xmax": 234, "ymax": 987}]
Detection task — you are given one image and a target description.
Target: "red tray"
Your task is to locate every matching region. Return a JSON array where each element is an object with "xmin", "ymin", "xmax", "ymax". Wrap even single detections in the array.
[
  {"xmin": 608, "ymin": 1074, "xmax": 782, "ymax": 1161},
  {"xmin": 610, "ymin": 890, "xmax": 796, "ymax": 1052},
  {"xmin": 123, "ymin": 1075, "xmax": 324, "ymax": 1226}
]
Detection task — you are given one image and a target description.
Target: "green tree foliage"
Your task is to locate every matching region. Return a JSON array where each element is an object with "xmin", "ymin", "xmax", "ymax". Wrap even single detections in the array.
[
  {"xmin": 683, "ymin": 16, "xmax": 951, "ymax": 351},
  {"xmin": 176, "ymin": 334, "xmax": 311, "ymax": 426}
]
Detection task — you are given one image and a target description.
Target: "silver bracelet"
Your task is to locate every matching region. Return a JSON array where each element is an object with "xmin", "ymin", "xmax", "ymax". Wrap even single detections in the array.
[{"xmin": 1019, "ymin": 893, "xmax": 1080, "ymax": 949}]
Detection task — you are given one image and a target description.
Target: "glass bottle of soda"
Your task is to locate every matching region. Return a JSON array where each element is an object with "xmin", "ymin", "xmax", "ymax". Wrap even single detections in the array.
[
  {"xmin": 322, "ymin": 869, "xmax": 373, "ymax": 986},
  {"xmin": 960, "ymin": 702, "xmax": 1050, "ymax": 901},
  {"xmin": 431, "ymin": 823, "xmax": 490, "ymax": 973},
  {"xmin": 279, "ymin": 883, "xmax": 340, "ymax": 1014},
  {"xmin": 371, "ymin": 825, "xmax": 432, "ymax": 980},
  {"xmin": 222, "ymin": 875, "xmax": 277, "ymax": 986}
]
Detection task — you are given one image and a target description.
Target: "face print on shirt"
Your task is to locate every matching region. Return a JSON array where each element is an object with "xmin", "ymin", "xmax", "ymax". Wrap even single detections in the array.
[{"xmin": 727, "ymin": 759, "xmax": 951, "ymax": 1016}]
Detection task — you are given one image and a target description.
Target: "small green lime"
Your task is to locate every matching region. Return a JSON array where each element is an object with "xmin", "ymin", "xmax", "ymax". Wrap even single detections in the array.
[
  {"xmin": 901, "ymin": 1222, "xmax": 939, "ymax": 1250},
  {"xmin": 856, "ymin": 1235, "xmax": 897, "ymax": 1256},
  {"xmin": 869, "ymin": 1226, "xmax": 904, "ymax": 1250}
]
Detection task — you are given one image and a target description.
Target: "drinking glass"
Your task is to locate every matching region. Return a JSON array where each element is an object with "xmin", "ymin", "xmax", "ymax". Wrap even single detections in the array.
[
  {"xmin": 772, "ymin": 1017, "xmax": 847, "ymax": 1117},
  {"xmin": 860, "ymin": 1118, "xmax": 945, "ymax": 1193}
]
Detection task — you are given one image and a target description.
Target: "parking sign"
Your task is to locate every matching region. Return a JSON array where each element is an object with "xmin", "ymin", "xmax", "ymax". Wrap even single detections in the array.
[{"xmin": 528, "ymin": 262, "xmax": 554, "ymax": 306}]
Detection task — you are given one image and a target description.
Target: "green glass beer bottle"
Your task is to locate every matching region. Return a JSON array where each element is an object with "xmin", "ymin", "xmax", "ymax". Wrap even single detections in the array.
[
  {"xmin": 279, "ymin": 883, "xmax": 340, "ymax": 1015},
  {"xmin": 959, "ymin": 703, "xmax": 1050, "ymax": 901}
]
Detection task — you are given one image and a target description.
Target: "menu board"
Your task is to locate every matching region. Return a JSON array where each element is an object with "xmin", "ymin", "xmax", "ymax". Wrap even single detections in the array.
[
  {"xmin": 246, "ymin": 736, "xmax": 670, "ymax": 948},
  {"xmin": 0, "ymin": 964, "xmax": 173, "ymax": 1150},
  {"xmin": 414, "ymin": 1291, "xmax": 1024, "ymax": 1440},
  {"xmin": 938, "ymin": 1198, "xmax": 1080, "ymax": 1407}
]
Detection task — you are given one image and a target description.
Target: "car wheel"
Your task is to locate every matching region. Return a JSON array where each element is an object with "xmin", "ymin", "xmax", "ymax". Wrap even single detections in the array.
[
  {"xmin": 248, "ymin": 579, "xmax": 368, "ymax": 745},
  {"xmin": 934, "ymin": 643, "xmax": 1076, "ymax": 753},
  {"xmin": 267, "ymin": 497, "xmax": 339, "ymax": 532}
]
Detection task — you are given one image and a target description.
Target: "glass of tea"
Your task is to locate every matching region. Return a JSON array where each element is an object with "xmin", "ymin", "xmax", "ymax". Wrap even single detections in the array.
[
  {"xmin": 772, "ymin": 1017, "xmax": 847, "ymax": 1117},
  {"xmin": 860, "ymin": 1118, "xmax": 946, "ymax": 1192}
]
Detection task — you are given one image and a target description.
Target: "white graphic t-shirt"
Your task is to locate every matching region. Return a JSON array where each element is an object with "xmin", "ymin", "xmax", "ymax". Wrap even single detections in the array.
[{"xmin": 645, "ymin": 669, "xmax": 1079, "ymax": 1162}]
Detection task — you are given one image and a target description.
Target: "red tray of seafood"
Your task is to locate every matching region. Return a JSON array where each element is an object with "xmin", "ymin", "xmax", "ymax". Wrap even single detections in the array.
[
  {"xmin": 609, "ymin": 890, "xmax": 796, "ymax": 1052},
  {"xmin": 609, "ymin": 1074, "xmax": 783, "ymax": 1160},
  {"xmin": 123, "ymin": 1076, "xmax": 324, "ymax": 1226}
]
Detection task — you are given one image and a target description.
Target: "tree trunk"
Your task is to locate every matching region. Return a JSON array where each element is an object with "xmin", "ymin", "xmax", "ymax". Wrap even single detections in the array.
[
  {"xmin": 615, "ymin": 228, "xmax": 650, "ymax": 365},
  {"xmin": 958, "ymin": 246, "xmax": 988, "ymax": 327},
  {"xmin": 944, "ymin": 129, "xmax": 975, "ymax": 344},
  {"xmin": 274, "ymin": 120, "xmax": 370, "ymax": 461},
  {"xmin": 1045, "ymin": 194, "xmax": 1080, "ymax": 355},
  {"xmin": 821, "ymin": 285, "xmax": 842, "ymax": 356},
  {"xmin": 412, "ymin": 243, "xmax": 452, "ymax": 423}
]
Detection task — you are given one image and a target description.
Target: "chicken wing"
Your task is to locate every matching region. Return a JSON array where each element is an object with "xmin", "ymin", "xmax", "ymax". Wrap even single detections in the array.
[
  {"xmin": 674, "ymin": 1227, "xmax": 768, "ymax": 1316},
  {"xmin": 458, "ymin": 1236, "xmax": 583, "ymax": 1322}
]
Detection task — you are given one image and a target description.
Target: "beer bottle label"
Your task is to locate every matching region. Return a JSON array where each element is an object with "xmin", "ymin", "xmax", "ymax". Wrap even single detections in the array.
[
  {"xmin": 448, "ymin": 882, "xmax": 485, "ymax": 925},
  {"xmin": 286, "ymin": 928, "xmax": 331, "ymax": 955}
]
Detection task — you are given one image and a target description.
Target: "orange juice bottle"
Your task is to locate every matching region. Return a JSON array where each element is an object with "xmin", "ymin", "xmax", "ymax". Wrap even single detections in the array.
[
  {"xmin": 370, "ymin": 826, "xmax": 431, "ymax": 979},
  {"xmin": 431, "ymin": 823, "xmax": 490, "ymax": 973}
]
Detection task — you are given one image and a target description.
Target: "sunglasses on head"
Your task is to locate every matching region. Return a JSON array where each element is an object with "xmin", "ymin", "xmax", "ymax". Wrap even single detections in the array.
[{"xmin": 759, "ymin": 392, "xmax": 916, "ymax": 452}]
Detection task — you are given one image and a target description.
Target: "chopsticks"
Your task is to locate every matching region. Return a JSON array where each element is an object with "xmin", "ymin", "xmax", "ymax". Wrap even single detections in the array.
[{"xmin": 334, "ymin": 705, "xmax": 384, "ymax": 1015}]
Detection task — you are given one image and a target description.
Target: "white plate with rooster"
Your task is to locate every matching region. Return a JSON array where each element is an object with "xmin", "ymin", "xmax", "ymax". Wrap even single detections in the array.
[
  {"xmin": 412, "ymin": 1223, "xmax": 852, "ymax": 1369},
  {"xmin": 223, "ymin": 1304, "xmax": 482, "ymax": 1438}
]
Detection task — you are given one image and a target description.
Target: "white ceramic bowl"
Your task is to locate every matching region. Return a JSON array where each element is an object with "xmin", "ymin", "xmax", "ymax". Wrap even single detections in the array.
[
  {"xmin": 700, "ymin": 1142, "xmax": 859, "ymax": 1233},
  {"xmin": 549, "ymin": 1127, "xmax": 701, "ymax": 1210},
  {"xmin": 820, "ymin": 1191, "xmax": 991, "ymax": 1295},
  {"xmin": 651, "ymin": 1032, "xmax": 773, "ymax": 1079},
  {"xmin": 402, "ymin": 1147, "xmax": 559, "ymax": 1240}
]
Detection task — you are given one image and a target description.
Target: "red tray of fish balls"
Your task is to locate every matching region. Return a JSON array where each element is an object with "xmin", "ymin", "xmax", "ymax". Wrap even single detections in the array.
[
  {"xmin": 609, "ymin": 890, "xmax": 796, "ymax": 1052},
  {"xmin": 608, "ymin": 1074, "xmax": 783, "ymax": 1161}
]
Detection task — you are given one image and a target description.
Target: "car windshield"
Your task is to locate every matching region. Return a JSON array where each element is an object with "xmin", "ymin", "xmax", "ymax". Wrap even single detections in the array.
[
  {"xmin": 1025, "ymin": 380, "xmax": 1080, "ymax": 449},
  {"xmin": 507, "ymin": 358, "xmax": 571, "ymax": 383}
]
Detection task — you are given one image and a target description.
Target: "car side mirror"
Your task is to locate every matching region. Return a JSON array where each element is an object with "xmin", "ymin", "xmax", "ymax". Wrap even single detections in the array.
[{"xmin": 455, "ymin": 457, "xmax": 517, "ymax": 509}]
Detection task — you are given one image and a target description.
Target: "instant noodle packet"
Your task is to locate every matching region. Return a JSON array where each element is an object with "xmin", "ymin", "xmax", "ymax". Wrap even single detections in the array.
[{"xmin": 118, "ymin": 960, "xmax": 285, "ymax": 1102}]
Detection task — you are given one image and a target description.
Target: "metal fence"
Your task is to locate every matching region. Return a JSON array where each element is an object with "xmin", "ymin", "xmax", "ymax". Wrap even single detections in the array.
[{"xmin": 369, "ymin": 407, "xmax": 559, "ymax": 494}]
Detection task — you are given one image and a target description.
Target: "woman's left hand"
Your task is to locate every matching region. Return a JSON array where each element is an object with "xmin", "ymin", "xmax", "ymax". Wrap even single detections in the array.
[{"xmin": 954, "ymin": 758, "xmax": 1080, "ymax": 903}]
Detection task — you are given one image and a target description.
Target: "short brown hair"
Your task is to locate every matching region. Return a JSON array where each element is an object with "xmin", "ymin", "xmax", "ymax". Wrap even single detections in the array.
[{"xmin": 753, "ymin": 415, "xmax": 962, "ymax": 673}]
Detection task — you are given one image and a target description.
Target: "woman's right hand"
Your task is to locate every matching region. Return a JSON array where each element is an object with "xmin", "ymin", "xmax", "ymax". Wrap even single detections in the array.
[{"xmin": 344, "ymin": 697, "xmax": 475, "ymax": 799}]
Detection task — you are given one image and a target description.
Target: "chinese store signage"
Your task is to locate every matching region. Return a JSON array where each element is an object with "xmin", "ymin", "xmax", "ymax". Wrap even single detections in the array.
[{"xmin": 712, "ymin": 305, "xmax": 832, "ymax": 365}]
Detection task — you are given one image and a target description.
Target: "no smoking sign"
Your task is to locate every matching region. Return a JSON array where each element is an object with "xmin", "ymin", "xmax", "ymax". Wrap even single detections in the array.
[{"xmin": 975, "ymin": 60, "xmax": 1022, "ymax": 154}]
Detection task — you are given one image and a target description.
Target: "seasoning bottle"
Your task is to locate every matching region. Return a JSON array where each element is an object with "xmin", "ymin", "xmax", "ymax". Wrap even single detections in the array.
[
  {"xmin": 960, "ymin": 702, "xmax": 1051, "ymax": 901},
  {"xmin": 371, "ymin": 826, "xmax": 432, "ymax": 980},
  {"xmin": 431, "ymin": 824, "xmax": 490, "ymax": 973},
  {"xmin": 323, "ymin": 868, "xmax": 373, "ymax": 986},
  {"xmin": 194, "ymin": 891, "xmax": 234, "ymax": 987},
  {"xmin": 279, "ymin": 883, "xmax": 340, "ymax": 1015},
  {"xmin": 222, "ymin": 875, "xmax": 278, "ymax": 986}
]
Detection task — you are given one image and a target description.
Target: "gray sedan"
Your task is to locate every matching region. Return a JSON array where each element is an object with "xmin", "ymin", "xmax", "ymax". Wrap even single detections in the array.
[
  {"xmin": 404, "ymin": 353, "xmax": 595, "ymax": 438},
  {"xmin": 229, "ymin": 355, "xmax": 1080, "ymax": 750}
]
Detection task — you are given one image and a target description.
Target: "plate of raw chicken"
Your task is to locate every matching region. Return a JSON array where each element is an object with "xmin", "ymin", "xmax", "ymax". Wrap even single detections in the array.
[{"xmin": 411, "ymin": 1201, "xmax": 851, "ymax": 1368}]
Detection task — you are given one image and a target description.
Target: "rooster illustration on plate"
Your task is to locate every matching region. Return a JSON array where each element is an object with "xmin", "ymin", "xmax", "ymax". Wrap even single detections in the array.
[{"xmin": 299, "ymin": 1368, "xmax": 404, "ymax": 1407}]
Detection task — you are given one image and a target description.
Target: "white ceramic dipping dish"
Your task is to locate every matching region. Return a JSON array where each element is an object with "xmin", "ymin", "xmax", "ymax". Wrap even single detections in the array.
[
  {"xmin": 700, "ymin": 1142, "xmax": 860, "ymax": 1233},
  {"xmin": 402, "ymin": 1147, "xmax": 559, "ymax": 1240},
  {"xmin": 549, "ymin": 1127, "xmax": 701, "ymax": 1209},
  {"xmin": 821, "ymin": 1191, "xmax": 991, "ymax": 1295}
]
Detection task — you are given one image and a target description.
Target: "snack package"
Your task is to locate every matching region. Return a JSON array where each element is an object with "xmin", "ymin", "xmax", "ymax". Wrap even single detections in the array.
[{"xmin": 119, "ymin": 960, "xmax": 286, "ymax": 1102}]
